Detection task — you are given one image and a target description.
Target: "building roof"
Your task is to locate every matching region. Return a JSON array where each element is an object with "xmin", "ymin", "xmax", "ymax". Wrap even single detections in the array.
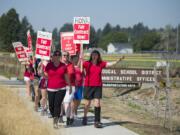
[{"xmin": 109, "ymin": 42, "xmax": 132, "ymax": 50}]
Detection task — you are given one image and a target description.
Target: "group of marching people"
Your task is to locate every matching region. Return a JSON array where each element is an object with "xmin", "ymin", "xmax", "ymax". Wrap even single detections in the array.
[{"xmin": 24, "ymin": 49, "xmax": 122, "ymax": 129}]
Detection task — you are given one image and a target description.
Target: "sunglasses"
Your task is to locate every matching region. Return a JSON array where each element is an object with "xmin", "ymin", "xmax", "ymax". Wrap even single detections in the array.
[
  {"xmin": 53, "ymin": 53, "xmax": 60, "ymax": 56},
  {"xmin": 63, "ymin": 55, "xmax": 68, "ymax": 57}
]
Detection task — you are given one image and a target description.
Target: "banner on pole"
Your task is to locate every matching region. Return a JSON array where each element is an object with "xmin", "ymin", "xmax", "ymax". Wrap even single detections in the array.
[
  {"xmin": 73, "ymin": 17, "xmax": 90, "ymax": 44},
  {"xmin": 27, "ymin": 30, "xmax": 33, "ymax": 53},
  {"xmin": 35, "ymin": 31, "xmax": 52, "ymax": 60},
  {"xmin": 24, "ymin": 46, "xmax": 32, "ymax": 57},
  {"xmin": 12, "ymin": 42, "xmax": 28, "ymax": 62},
  {"xmin": 61, "ymin": 32, "xmax": 76, "ymax": 56}
]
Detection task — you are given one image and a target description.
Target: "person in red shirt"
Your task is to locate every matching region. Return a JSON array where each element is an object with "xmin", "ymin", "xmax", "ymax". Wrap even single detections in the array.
[
  {"xmin": 44, "ymin": 50, "xmax": 72, "ymax": 129},
  {"xmin": 60, "ymin": 51, "xmax": 76, "ymax": 126},
  {"xmin": 37, "ymin": 60, "xmax": 49, "ymax": 115},
  {"xmin": 24, "ymin": 62, "xmax": 34, "ymax": 100},
  {"xmin": 82, "ymin": 50, "xmax": 124, "ymax": 128},
  {"xmin": 24, "ymin": 64, "xmax": 31, "ymax": 97},
  {"xmin": 70, "ymin": 55, "xmax": 84, "ymax": 118}
]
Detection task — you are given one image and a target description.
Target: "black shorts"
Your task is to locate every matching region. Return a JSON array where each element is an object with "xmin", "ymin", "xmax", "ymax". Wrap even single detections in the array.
[{"xmin": 83, "ymin": 86, "xmax": 102, "ymax": 100}]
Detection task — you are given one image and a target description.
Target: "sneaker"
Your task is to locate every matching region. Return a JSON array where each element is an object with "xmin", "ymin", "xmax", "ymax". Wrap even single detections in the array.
[
  {"xmin": 66, "ymin": 117, "xmax": 70, "ymax": 126},
  {"xmin": 48, "ymin": 113, "xmax": 53, "ymax": 118},
  {"xmin": 53, "ymin": 117, "xmax": 58, "ymax": 129},
  {"xmin": 34, "ymin": 106, "xmax": 38, "ymax": 112},
  {"xmin": 58, "ymin": 116, "xmax": 64, "ymax": 123},
  {"xmin": 82, "ymin": 117, "xmax": 87, "ymax": 125},
  {"xmin": 69, "ymin": 118, "xmax": 74, "ymax": 125},
  {"xmin": 94, "ymin": 122, "xmax": 103, "ymax": 128},
  {"xmin": 41, "ymin": 109, "xmax": 47, "ymax": 116}
]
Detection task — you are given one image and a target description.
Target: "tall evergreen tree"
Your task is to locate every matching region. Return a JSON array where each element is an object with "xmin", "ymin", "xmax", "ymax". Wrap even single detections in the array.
[
  {"xmin": 0, "ymin": 8, "xmax": 21, "ymax": 52},
  {"xmin": 102, "ymin": 23, "xmax": 112, "ymax": 36},
  {"xmin": 59, "ymin": 23, "xmax": 73, "ymax": 32},
  {"xmin": 86, "ymin": 26, "xmax": 98, "ymax": 48},
  {"xmin": 19, "ymin": 16, "xmax": 33, "ymax": 46},
  {"xmin": 52, "ymin": 27, "xmax": 60, "ymax": 50}
]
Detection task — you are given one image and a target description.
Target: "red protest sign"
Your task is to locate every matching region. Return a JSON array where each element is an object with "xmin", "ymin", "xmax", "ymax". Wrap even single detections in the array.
[
  {"xmin": 27, "ymin": 30, "xmax": 33, "ymax": 52},
  {"xmin": 24, "ymin": 46, "xmax": 32, "ymax": 57},
  {"xmin": 35, "ymin": 31, "xmax": 52, "ymax": 60},
  {"xmin": 12, "ymin": 42, "xmax": 28, "ymax": 62},
  {"xmin": 76, "ymin": 44, "xmax": 81, "ymax": 54},
  {"xmin": 61, "ymin": 32, "xmax": 76, "ymax": 56},
  {"xmin": 73, "ymin": 17, "xmax": 90, "ymax": 44}
]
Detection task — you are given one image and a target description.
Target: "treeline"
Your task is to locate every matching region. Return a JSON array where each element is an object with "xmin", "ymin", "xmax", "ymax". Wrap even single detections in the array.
[{"xmin": 0, "ymin": 8, "xmax": 179, "ymax": 52}]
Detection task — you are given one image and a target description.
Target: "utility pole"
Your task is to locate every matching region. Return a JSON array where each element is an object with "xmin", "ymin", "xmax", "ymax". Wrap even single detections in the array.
[
  {"xmin": 153, "ymin": 66, "xmax": 160, "ymax": 118},
  {"xmin": 164, "ymin": 61, "xmax": 173, "ymax": 131}
]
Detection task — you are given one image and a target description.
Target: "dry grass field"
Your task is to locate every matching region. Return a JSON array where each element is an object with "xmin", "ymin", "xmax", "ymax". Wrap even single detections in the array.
[
  {"xmin": 0, "ymin": 86, "xmax": 57, "ymax": 135},
  {"xmin": 101, "ymin": 85, "xmax": 180, "ymax": 135}
]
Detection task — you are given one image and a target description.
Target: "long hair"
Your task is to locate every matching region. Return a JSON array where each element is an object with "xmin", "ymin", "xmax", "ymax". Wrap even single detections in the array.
[{"xmin": 89, "ymin": 50, "xmax": 102, "ymax": 64}]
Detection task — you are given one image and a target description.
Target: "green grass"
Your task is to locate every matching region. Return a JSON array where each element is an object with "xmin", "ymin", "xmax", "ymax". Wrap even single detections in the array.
[
  {"xmin": 84, "ymin": 53, "xmax": 180, "ymax": 68},
  {"xmin": 127, "ymin": 102, "xmax": 141, "ymax": 110}
]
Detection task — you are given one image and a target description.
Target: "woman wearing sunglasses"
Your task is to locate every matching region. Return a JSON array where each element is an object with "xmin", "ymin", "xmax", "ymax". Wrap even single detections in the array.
[{"xmin": 44, "ymin": 50, "xmax": 72, "ymax": 129}]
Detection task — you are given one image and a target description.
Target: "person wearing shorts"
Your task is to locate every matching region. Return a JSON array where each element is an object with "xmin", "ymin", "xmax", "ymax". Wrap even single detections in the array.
[
  {"xmin": 38, "ymin": 60, "xmax": 48, "ymax": 115},
  {"xmin": 44, "ymin": 50, "xmax": 72, "ymax": 129},
  {"xmin": 61, "ymin": 51, "xmax": 76, "ymax": 126},
  {"xmin": 24, "ymin": 64, "xmax": 34, "ymax": 99},
  {"xmin": 72, "ymin": 55, "xmax": 83, "ymax": 117},
  {"xmin": 82, "ymin": 50, "xmax": 124, "ymax": 128}
]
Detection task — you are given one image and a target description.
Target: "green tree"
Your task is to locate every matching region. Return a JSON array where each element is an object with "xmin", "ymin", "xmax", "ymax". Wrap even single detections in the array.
[
  {"xmin": 19, "ymin": 16, "xmax": 33, "ymax": 46},
  {"xmin": 41, "ymin": 27, "xmax": 46, "ymax": 31},
  {"xmin": 132, "ymin": 23, "xmax": 149, "ymax": 39},
  {"xmin": 86, "ymin": 26, "xmax": 98, "ymax": 48},
  {"xmin": 112, "ymin": 24, "xmax": 121, "ymax": 32},
  {"xmin": 133, "ymin": 32, "xmax": 161, "ymax": 52},
  {"xmin": 52, "ymin": 27, "xmax": 60, "ymax": 50},
  {"xmin": 0, "ymin": 8, "xmax": 21, "ymax": 52},
  {"xmin": 102, "ymin": 23, "xmax": 112, "ymax": 36},
  {"xmin": 98, "ymin": 32, "xmax": 128, "ymax": 50},
  {"xmin": 59, "ymin": 23, "xmax": 73, "ymax": 32},
  {"xmin": 159, "ymin": 25, "xmax": 177, "ymax": 52}
]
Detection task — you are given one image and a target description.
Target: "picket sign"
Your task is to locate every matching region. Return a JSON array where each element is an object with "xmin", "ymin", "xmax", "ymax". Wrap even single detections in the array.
[
  {"xmin": 35, "ymin": 31, "xmax": 52, "ymax": 60},
  {"xmin": 73, "ymin": 17, "xmax": 90, "ymax": 71},
  {"xmin": 61, "ymin": 32, "xmax": 76, "ymax": 56},
  {"xmin": 24, "ymin": 46, "xmax": 33, "ymax": 57},
  {"xmin": 73, "ymin": 17, "xmax": 90, "ymax": 44},
  {"xmin": 12, "ymin": 42, "xmax": 28, "ymax": 62},
  {"xmin": 27, "ymin": 30, "xmax": 33, "ymax": 53}
]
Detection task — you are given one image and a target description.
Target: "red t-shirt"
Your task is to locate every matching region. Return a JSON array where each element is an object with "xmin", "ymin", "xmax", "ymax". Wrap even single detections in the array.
[
  {"xmin": 28, "ymin": 59, "xmax": 34, "ymax": 68},
  {"xmin": 75, "ymin": 66, "xmax": 83, "ymax": 86},
  {"xmin": 66, "ymin": 63, "xmax": 75, "ymax": 86},
  {"xmin": 24, "ymin": 70, "xmax": 31, "ymax": 77},
  {"xmin": 83, "ymin": 61, "xmax": 107, "ymax": 86},
  {"xmin": 45, "ymin": 62, "xmax": 67, "ymax": 90},
  {"xmin": 30, "ymin": 73, "xmax": 34, "ymax": 80}
]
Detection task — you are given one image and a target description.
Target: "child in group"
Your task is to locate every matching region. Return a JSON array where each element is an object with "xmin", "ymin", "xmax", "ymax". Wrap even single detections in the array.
[{"xmin": 37, "ymin": 60, "xmax": 49, "ymax": 114}]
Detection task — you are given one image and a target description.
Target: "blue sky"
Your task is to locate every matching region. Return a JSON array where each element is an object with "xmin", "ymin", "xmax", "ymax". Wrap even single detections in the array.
[{"xmin": 0, "ymin": 0, "xmax": 180, "ymax": 31}]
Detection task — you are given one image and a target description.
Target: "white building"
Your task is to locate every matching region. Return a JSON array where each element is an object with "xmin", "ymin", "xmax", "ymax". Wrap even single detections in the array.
[{"xmin": 107, "ymin": 43, "xmax": 133, "ymax": 54}]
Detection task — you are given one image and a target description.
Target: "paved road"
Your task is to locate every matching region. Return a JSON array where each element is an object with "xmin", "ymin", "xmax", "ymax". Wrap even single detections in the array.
[{"xmin": 0, "ymin": 75, "xmax": 139, "ymax": 135}]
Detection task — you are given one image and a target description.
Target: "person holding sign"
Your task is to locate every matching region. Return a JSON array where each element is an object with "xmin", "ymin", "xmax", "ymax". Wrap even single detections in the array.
[
  {"xmin": 82, "ymin": 50, "xmax": 124, "ymax": 128},
  {"xmin": 44, "ymin": 50, "xmax": 72, "ymax": 129}
]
